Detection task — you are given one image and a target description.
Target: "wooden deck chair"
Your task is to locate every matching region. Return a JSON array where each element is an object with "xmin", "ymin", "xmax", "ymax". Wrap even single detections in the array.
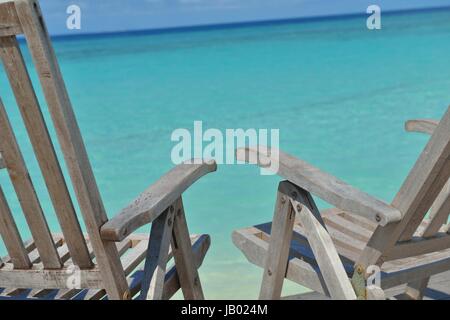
[
  {"xmin": 0, "ymin": 0, "xmax": 216, "ymax": 300},
  {"xmin": 233, "ymin": 105, "xmax": 450, "ymax": 300}
]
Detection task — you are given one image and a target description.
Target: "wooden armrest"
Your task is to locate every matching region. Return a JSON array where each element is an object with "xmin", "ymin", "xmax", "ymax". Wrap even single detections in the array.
[
  {"xmin": 101, "ymin": 160, "xmax": 217, "ymax": 241},
  {"xmin": 405, "ymin": 119, "xmax": 439, "ymax": 135},
  {"xmin": 236, "ymin": 146, "xmax": 401, "ymax": 226}
]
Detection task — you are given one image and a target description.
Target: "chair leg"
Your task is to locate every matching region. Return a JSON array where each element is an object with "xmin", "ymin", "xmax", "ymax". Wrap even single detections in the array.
[
  {"xmin": 405, "ymin": 278, "xmax": 429, "ymax": 300},
  {"xmin": 140, "ymin": 208, "xmax": 174, "ymax": 300},
  {"xmin": 291, "ymin": 195, "xmax": 357, "ymax": 300},
  {"xmin": 259, "ymin": 181, "xmax": 296, "ymax": 300},
  {"xmin": 171, "ymin": 197, "xmax": 205, "ymax": 300}
]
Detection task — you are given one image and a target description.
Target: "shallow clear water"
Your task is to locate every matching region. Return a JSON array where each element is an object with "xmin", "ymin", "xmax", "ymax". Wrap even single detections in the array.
[{"xmin": 0, "ymin": 9, "xmax": 450, "ymax": 299}]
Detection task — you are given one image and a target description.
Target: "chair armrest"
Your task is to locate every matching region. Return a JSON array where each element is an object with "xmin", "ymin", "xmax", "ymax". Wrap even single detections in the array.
[
  {"xmin": 405, "ymin": 119, "xmax": 439, "ymax": 135},
  {"xmin": 236, "ymin": 146, "xmax": 401, "ymax": 226},
  {"xmin": 101, "ymin": 160, "xmax": 217, "ymax": 241}
]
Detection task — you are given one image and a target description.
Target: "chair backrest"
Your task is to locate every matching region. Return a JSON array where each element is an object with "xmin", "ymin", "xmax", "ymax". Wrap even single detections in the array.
[
  {"xmin": 0, "ymin": 0, "xmax": 129, "ymax": 299},
  {"xmin": 358, "ymin": 105, "xmax": 450, "ymax": 267}
]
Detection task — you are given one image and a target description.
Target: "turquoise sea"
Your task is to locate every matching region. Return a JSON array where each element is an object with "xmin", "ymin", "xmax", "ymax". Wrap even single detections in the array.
[{"xmin": 1, "ymin": 8, "xmax": 450, "ymax": 299}]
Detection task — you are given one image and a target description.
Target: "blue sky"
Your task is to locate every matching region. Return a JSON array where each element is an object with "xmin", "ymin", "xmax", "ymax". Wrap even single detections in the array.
[{"xmin": 40, "ymin": 0, "xmax": 450, "ymax": 35}]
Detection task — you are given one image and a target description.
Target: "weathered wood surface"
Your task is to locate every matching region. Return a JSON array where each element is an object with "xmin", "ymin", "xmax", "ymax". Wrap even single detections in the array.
[
  {"xmin": 0, "ymin": 99, "xmax": 61, "ymax": 269},
  {"xmin": 233, "ymin": 226, "xmax": 330, "ymax": 296},
  {"xmin": 101, "ymin": 160, "xmax": 217, "ymax": 242},
  {"xmin": 284, "ymin": 270, "xmax": 450, "ymax": 300},
  {"xmin": 234, "ymin": 108, "xmax": 450, "ymax": 300},
  {"xmin": 236, "ymin": 146, "xmax": 401, "ymax": 226},
  {"xmin": 0, "ymin": 1, "xmax": 23, "ymax": 37},
  {"xmin": 291, "ymin": 200, "xmax": 356, "ymax": 299},
  {"xmin": 385, "ymin": 233, "xmax": 450, "ymax": 261},
  {"xmin": 358, "ymin": 106, "xmax": 450, "ymax": 269},
  {"xmin": 171, "ymin": 198, "xmax": 205, "ymax": 299},
  {"xmin": 0, "ymin": 235, "xmax": 137, "ymax": 292},
  {"xmin": 233, "ymin": 209, "xmax": 450, "ymax": 298},
  {"xmin": 0, "ymin": 235, "xmax": 62, "ymax": 297},
  {"xmin": 0, "ymin": 264, "xmax": 103, "ymax": 289},
  {"xmin": 403, "ymin": 120, "xmax": 448, "ymax": 299},
  {"xmin": 0, "ymin": 186, "xmax": 31, "ymax": 269},
  {"xmin": 259, "ymin": 182, "xmax": 296, "ymax": 300},
  {"xmin": 0, "ymin": 234, "xmax": 211, "ymax": 300},
  {"xmin": 15, "ymin": 0, "xmax": 129, "ymax": 299},
  {"xmin": 405, "ymin": 119, "xmax": 439, "ymax": 135},
  {"xmin": 0, "ymin": 35, "xmax": 92, "ymax": 269},
  {"xmin": 423, "ymin": 180, "xmax": 450, "ymax": 237},
  {"xmin": 0, "ymin": 0, "xmax": 213, "ymax": 300},
  {"xmin": 140, "ymin": 210, "xmax": 174, "ymax": 300},
  {"xmin": 83, "ymin": 234, "xmax": 209, "ymax": 300}
]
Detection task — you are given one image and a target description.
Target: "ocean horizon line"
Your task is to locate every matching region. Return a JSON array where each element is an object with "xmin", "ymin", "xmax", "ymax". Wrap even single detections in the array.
[{"xmin": 48, "ymin": 4, "xmax": 450, "ymax": 42}]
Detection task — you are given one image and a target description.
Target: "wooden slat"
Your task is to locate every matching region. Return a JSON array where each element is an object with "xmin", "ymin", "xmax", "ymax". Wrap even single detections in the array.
[
  {"xmin": 0, "ymin": 221, "xmax": 129, "ymax": 300},
  {"xmin": 122, "ymin": 239, "xmax": 148, "ymax": 275},
  {"xmin": 140, "ymin": 209, "xmax": 174, "ymax": 300},
  {"xmin": 323, "ymin": 213, "xmax": 372, "ymax": 243},
  {"xmin": 320, "ymin": 218, "xmax": 367, "ymax": 252},
  {"xmin": 338, "ymin": 211, "xmax": 377, "ymax": 232},
  {"xmin": 0, "ymin": 35, "xmax": 92, "ymax": 269},
  {"xmin": 259, "ymin": 181, "xmax": 296, "ymax": 300},
  {"xmin": 0, "ymin": 186, "xmax": 31, "ymax": 269},
  {"xmin": 128, "ymin": 235, "xmax": 209, "ymax": 301},
  {"xmin": 255, "ymin": 222, "xmax": 354, "ymax": 273},
  {"xmin": 403, "ymin": 117, "xmax": 445, "ymax": 300},
  {"xmin": 232, "ymin": 228, "xmax": 329, "ymax": 296},
  {"xmin": 0, "ymin": 234, "xmax": 98, "ymax": 297},
  {"xmin": 382, "ymin": 254, "xmax": 450, "ymax": 289},
  {"xmin": 385, "ymin": 234, "xmax": 450, "ymax": 261},
  {"xmin": 405, "ymin": 118, "xmax": 449, "ymax": 237},
  {"xmin": 358, "ymin": 106, "xmax": 450, "ymax": 268},
  {"xmin": 423, "ymin": 180, "xmax": 450, "ymax": 237},
  {"xmin": 322, "ymin": 227, "xmax": 365, "ymax": 263},
  {"xmin": 291, "ymin": 198, "xmax": 356, "ymax": 299},
  {"xmin": 171, "ymin": 198, "xmax": 204, "ymax": 299},
  {"xmin": 0, "ymin": 98, "xmax": 61, "ymax": 269},
  {"xmin": 14, "ymin": 0, "xmax": 128, "ymax": 299},
  {"xmin": 34, "ymin": 248, "xmax": 94, "ymax": 299},
  {"xmin": 398, "ymin": 118, "xmax": 450, "ymax": 241},
  {"xmin": 3, "ymin": 239, "xmax": 34, "ymax": 262},
  {"xmin": 0, "ymin": 235, "xmax": 63, "ymax": 297},
  {"xmin": 162, "ymin": 234, "xmax": 210, "ymax": 300},
  {"xmin": 57, "ymin": 237, "xmax": 134, "ymax": 300},
  {"xmin": 0, "ymin": 264, "xmax": 102, "ymax": 289},
  {"xmin": 84, "ymin": 234, "xmax": 206, "ymax": 300},
  {"xmin": 83, "ymin": 238, "xmax": 150, "ymax": 300},
  {"xmin": 234, "ymin": 224, "xmax": 450, "ymax": 297},
  {"xmin": 28, "ymin": 243, "xmax": 72, "ymax": 298},
  {"xmin": 293, "ymin": 185, "xmax": 326, "ymax": 228},
  {"xmin": 0, "ymin": 2, "xmax": 23, "ymax": 37},
  {"xmin": 59, "ymin": 239, "xmax": 132, "ymax": 300}
]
